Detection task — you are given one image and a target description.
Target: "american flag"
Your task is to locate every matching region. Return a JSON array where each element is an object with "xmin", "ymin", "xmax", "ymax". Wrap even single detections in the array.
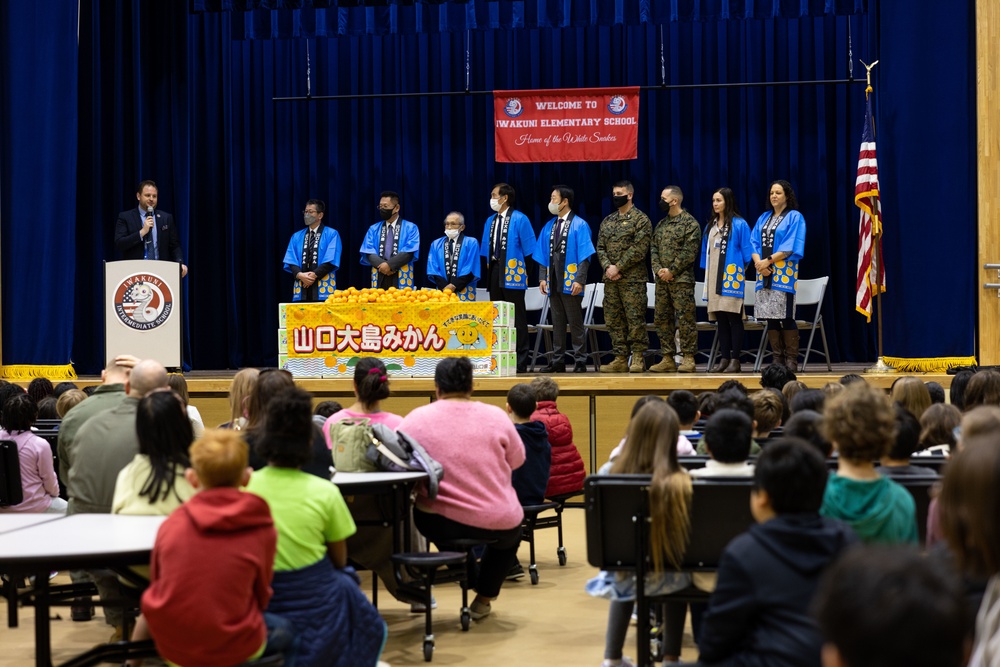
[{"xmin": 855, "ymin": 94, "xmax": 885, "ymax": 322}]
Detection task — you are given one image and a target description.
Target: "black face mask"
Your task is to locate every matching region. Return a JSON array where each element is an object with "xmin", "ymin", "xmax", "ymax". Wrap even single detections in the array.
[
  {"xmin": 378, "ymin": 207, "xmax": 395, "ymax": 221},
  {"xmin": 611, "ymin": 195, "xmax": 629, "ymax": 209},
  {"xmin": 658, "ymin": 198, "xmax": 670, "ymax": 212}
]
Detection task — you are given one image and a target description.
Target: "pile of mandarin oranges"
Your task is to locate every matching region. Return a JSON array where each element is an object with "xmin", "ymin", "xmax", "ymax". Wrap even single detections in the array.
[{"xmin": 324, "ymin": 286, "xmax": 461, "ymax": 305}]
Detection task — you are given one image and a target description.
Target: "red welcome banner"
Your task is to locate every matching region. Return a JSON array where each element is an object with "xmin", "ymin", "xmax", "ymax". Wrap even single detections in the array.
[{"xmin": 493, "ymin": 87, "xmax": 640, "ymax": 163}]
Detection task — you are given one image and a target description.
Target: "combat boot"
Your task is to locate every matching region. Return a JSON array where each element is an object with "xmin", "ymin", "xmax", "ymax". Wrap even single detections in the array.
[
  {"xmin": 783, "ymin": 329, "xmax": 800, "ymax": 372},
  {"xmin": 600, "ymin": 356, "xmax": 629, "ymax": 373},
  {"xmin": 649, "ymin": 356, "xmax": 677, "ymax": 373},
  {"xmin": 767, "ymin": 330, "xmax": 785, "ymax": 367},
  {"xmin": 629, "ymin": 356, "xmax": 646, "ymax": 373},
  {"xmin": 677, "ymin": 355, "xmax": 696, "ymax": 373}
]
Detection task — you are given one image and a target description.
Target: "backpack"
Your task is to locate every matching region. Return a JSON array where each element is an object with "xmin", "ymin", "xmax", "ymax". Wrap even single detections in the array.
[
  {"xmin": 366, "ymin": 423, "xmax": 444, "ymax": 499},
  {"xmin": 0, "ymin": 439, "xmax": 23, "ymax": 507},
  {"xmin": 326, "ymin": 418, "xmax": 379, "ymax": 473}
]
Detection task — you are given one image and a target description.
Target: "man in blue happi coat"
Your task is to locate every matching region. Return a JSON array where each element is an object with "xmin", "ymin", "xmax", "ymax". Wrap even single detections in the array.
[
  {"xmin": 426, "ymin": 212, "xmax": 480, "ymax": 301},
  {"xmin": 283, "ymin": 198, "xmax": 342, "ymax": 302},
  {"xmin": 536, "ymin": 185, "xmax": 595, "ymax": 373},
  {"xmin": 360, "ymin": 191, "xmax": 420, "ymax": 290}
]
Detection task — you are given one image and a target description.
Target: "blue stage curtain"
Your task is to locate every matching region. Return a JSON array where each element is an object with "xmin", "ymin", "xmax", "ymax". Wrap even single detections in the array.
[
  {"xmin": 875, "ymin": 0, "xmax": 976, "ymax": 360},
  {"xmin": 1, "ymin": 0, "xmax": 975, "ymax": 372},
  {"xmin": 189, "ymin": 0, "xmax": 867, "ymax": 38},
  {"xmin": 0, "ymin": 1, "xmax": 80, "ymax": 369}
]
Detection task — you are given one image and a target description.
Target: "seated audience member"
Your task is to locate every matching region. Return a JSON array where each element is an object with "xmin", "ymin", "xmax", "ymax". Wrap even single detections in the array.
[
  {"xmin": 219, "ymin": 367, "xmax": 259, "ymax": 430},
  {"xmin": 781, "ymin": 380, "xmax": 808, "ymax": 408},
  {"xmin": 112, "ymin": 390, "xmax": 197, "ymax": 516},
  {"xmin": 313, "ymin": 400, "xmax": 343, "ymax": 428},
  {"xmin": 837, "ymin": 373, "xmax": 866, "ymax": 386},
  {"xmin": 820, "ymin": 382, "xmax": 918, "ymax": 544},
  {"xmin": 604, "ymin": 395, "xmax": 667, "ymax": 471},
  {"xmin": 940, "ymin": 431, "xmax": 1000, "ymax": 665},
  {"xmin": 52, "ymin": 381, "xmax": 79, "ymax": 398},
  {"xmin": 948, "ymin": 369, "xmax": 974, "ymax": 412},
  {"xmin": 751, "ymin": 389, "xmax": 784, "ymax": 439},
  {"xmin": 877, "ymin": 404, "xmax": 939, "ymax": 478},
  {"xmin": 27, "ymin": 377, "xmax": 54, "ymax": 404},
  {"xmin": 691, "ymin": 409, "xmax": 755, "ymax": 478},
  {"xmin": 0, "ymin": 383, "xmax": 25, "ymax": 411},
  {"xmin": 322, "ymin": 357, "xmax": 415, "ymax": 606},
  {"xmin": 925, "ymin": 381, "xmax": 946, "ymax": 405},
  {"xmin": 891, "ymin": 376, "xmax": 932, "ymax": 421},
  {"xmin": 821, "ymin": 382, "xmax": 844, "ymax": 399},
  {"xmin": 82, "ymin": 385, "xmax": 98, "ymax": 396},
  {"xmin": 812, "ymin": 546, "xmax": 969, "ymax": 667},
  {"xmin": 507, "ymin": 383, "xmax": 550, "ymax": 580},
  {"xmin": 925, "ymin": 405, "xmax": 1000, "ymax": 547},
  {"xmin": 245, "ymin": 369, "xmax": 332, "ymax": 479},
  {"xmin": 697, "ymin": 390, "xmax": 761, "ymax": 456},
  {"xmin": 697, "ymin": 439, "xmax": 857, "ymax": 667},
  {"xmin": 398, "ymin": 357, "xmax": 526, "ymax": 621},
  {"xmin": 55, "ymin": 389, "xmax": 86, "ymax": 418},
  {"xmin": 247, "ymin": 387, "xmax": 386, "ymax": 667},
  {"xmin": 783, "ymin": 410, "xmax": 832, "ymax": 458},
  {"xmin": 530, "ymin": 376, "xmax": 586, "ymax": 497},
  {"xmin": 696, "ymin": 391, "xmax": 718, "ymax": 425},
  {"xmin": 0, "ymin": 394, "xmax": 65, "ymax": 513},
  {"xmin": 138, "ymin": 430, "xmax": 295, "ymax": 667},
  {"xmin": 760, "ymin": 364, "xmax": 796, "ymax": 392},
  {"xmin": 790, "ymin": 388, "xmax": 825, "ymax": 415},
  {"xmin": 36, "ymin": 396, "xmax": 58, "ymax": 420},
  {"xmin": 166, "ymin": 374, "xmax": 205, "ymax": 438},
  {"xmin": 507, "ymin": 383, "xmax": 551, "ymax": 506},
  {"xmin": 587, "ymin": 401, "xmax": 693, "ymax": 667},
  {"xmin": 962, "ymin": 369, "xmax": 1000, "ymax": 411},
  {"xmin": 717, "ymin": 379, "xmax": 749, "ymax": 396},
  {"xmin": 917, "ymin": 402, "xmax": 962, "ymax": 455},
  {"xmin": 667, "ymin": 389, "xmax": 701, "ymax": 449}
]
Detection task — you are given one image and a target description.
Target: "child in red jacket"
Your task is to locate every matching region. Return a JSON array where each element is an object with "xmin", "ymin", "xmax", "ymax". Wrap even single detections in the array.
[
  {"xmin": 530, "ymin": 376, "xmax": 586, "ymax": 497},
  {"xmin": 135, "ymin": 430, "xmax": 295, "ymax": 667}
]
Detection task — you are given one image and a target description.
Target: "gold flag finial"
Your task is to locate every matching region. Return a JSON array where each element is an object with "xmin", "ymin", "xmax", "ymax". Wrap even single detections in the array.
[{"xmin": 860, "ymin": 59, "xmax": 879, "ymax": 94}]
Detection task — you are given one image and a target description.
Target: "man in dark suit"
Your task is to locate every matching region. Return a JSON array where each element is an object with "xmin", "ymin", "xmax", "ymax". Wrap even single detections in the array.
[{"xmin": 114, "ymin": 180, "xmax": 187, "ymax": 277}]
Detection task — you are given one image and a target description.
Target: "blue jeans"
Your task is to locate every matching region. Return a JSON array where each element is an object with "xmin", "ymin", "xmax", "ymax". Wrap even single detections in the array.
[{"xmin": 263, "ymin": 612, "xmax": 299, "ymax": 666}]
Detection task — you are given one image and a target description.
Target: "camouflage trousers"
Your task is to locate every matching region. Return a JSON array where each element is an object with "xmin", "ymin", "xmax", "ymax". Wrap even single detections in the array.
[
  {"xmin": 603, "ymin": 280, "xmax": 649, "ymax": 357},
  {"xmin": 654, "ymin": 280, "xmax": 697, "ymax": 357}
]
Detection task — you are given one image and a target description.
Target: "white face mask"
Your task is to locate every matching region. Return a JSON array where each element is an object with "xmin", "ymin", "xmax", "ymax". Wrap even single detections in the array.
[
  {"xmin": 547, "ymin": 201, "xmax": 561, "ymax": 216},
  {"xmin": 490, "ymin": 198, "xmax": 502, "ymax": 212},
  {"xmin": 444, "ymin": 229, "xmax": 460, "ymax": 240}
]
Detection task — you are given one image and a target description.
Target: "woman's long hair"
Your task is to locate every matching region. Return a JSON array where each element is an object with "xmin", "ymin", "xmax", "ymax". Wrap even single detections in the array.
[
  {"xmin": 611, "ymin": 401, "xmax": 692, "ymax": 571},
  {"xmin": 712, "ymin": 187, "xmax": 739, "ymax": 231},
  {"xmin": 136, "ymin": 390, "xmax": 194, "ymax": 503}
]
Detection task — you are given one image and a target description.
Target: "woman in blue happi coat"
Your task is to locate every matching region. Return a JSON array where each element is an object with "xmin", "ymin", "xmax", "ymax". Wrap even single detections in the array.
[
  {"xmin": 751, "ymin": 180, "xmax": 806, "ymax": 371},
  {"xmin": 701, "ymin": 187, "xmax": 754, "ymax": 373}
]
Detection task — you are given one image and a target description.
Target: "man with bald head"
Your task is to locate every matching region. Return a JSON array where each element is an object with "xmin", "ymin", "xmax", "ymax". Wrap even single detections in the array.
[{"xmin": 67, "ymin": 358, "xmax": 170, "ymax": 638}]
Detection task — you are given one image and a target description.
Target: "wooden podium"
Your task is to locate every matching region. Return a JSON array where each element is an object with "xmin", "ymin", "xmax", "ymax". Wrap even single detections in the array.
[{"xmin": 104, "ymin": 260, "xmax": 182, "ymax": 368}]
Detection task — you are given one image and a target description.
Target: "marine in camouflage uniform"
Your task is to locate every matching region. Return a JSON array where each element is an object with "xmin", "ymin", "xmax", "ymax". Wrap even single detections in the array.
[
  {"xmin": 650, "ymin": 186, "xmax": 703, "ymax": 373},
  {"xmin": 596, "ymin": 182, "xmax": 652, "ymax": 372}
]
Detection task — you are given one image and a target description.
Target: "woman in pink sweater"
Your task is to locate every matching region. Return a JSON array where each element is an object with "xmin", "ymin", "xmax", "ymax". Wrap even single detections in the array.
[{"xmin": 398, "ymin": 357, "xmax": 525, "ymax": 620}]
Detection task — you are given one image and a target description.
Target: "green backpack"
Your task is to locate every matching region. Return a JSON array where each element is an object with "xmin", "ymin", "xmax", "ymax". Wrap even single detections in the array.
[{"xmin": 326, "ymin": 417, "xmax": 379, "ymax": 472}]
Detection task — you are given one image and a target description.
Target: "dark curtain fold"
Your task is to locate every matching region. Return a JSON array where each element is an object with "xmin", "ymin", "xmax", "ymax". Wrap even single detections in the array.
[
  {"xmin": 190, "ymin": 0, "xmax": 867, "ymax": 37},
  {"xmin": 0, "ymin": 1, "xmax": 79, "ymax": 367}
]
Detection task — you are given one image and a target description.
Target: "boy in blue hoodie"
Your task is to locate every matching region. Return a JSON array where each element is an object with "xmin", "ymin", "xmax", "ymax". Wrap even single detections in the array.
[
  {"xmin": 697, "ymin": 438, "xmax": 858, "ymax": 667},
  {"xmin": 505, "ymin": 383, "xmax": 550, "ymax": 579}
]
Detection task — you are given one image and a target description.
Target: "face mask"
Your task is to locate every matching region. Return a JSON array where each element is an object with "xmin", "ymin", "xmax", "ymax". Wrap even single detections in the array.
[
  {"xmin": 547, "ymin": 202, "xmax": 561, "ymax": 216},
  {"xmin": 612, "ymin": 194, "xmax": 629, "ymax": 209},
  {"xmin": 378, "ymin": 207, "xmax": 394, "ymax": 221},
  {"xmin": 658, "ymin": 198, "xmax": 670, "ymax": 212},
  {"xmin": 304, "ymin": 213, "xmax": 317, "ymax": 226},
  {"xmin": 490, "ymin": 198, "xmax": 502, "ymax": 212},
  {"xmin": 444, "ymin": 229, "xmax": 460, "ymax": 240}
]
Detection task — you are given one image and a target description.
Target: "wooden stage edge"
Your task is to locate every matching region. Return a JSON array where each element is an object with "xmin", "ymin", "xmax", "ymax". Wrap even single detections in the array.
[{"xmin": 62, "ymin": 368, "xmax": 953, "ymax": 398}]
